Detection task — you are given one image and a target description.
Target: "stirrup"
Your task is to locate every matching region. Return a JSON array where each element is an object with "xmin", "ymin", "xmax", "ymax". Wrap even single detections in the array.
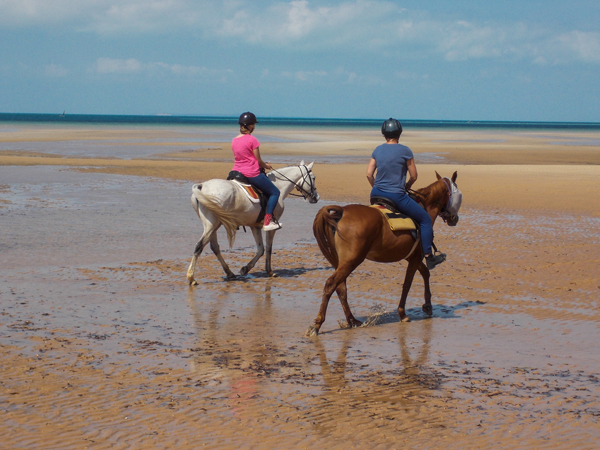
[
  {"xmin": 426, "ymin": 252, "xmax": 446, "ymax": 270},
  {"xmin": 263, "ymin": 219, "xmax": 282, "ymax": 231}
]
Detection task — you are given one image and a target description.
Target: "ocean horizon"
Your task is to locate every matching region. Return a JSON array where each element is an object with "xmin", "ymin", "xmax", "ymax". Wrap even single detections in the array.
[{"xmin": 1, "ymin": 112, "xmax": 600, "ymax": 131}]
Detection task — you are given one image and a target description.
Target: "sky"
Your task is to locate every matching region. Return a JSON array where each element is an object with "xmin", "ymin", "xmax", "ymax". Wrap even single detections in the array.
[{"xmin": 1, "ymin": 0, "xmax": 600, "ymax": 121}]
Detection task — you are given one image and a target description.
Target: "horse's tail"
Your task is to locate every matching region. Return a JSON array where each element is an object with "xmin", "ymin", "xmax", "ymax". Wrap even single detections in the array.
[
  {"xmin": 190, "ymin": 191, "xmax": 201, "ymax": 218},
  {"xmin": 192, "ymin": 183, "xmax": 239, "ymax": 247},
  {"xmin": 313, "ymin": 205, "xmax": 344, "ymax": 269}
]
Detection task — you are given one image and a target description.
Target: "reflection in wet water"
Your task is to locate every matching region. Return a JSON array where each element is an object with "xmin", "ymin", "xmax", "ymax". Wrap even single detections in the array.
[{"xmin": 184, "ymin": 275, "xmax": 454, "ymax": 445}]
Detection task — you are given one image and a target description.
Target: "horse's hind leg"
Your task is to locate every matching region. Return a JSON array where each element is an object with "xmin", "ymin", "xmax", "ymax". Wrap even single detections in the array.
[
  {"xmin": 188, "ymin": 208, "xmax": 230, "ymax": 285},
  {"xmin": 336, "ymin": 281, "xmax": 362, "ymax": 329},
  {"xmin": 417, "ymin": 261, "xmax": 433, "ymax": 316},
  {"xmin": 187, "ymin": 233, "xmax": 212, "ymax": 285},
  {"xmin": 398, "ymin": 259, "xmax": 421, "ymax": 322},
  {"xmin": 240, "ymin": 227, "xmax": 264, "ymax": 276},
  {"xmin": 307, "ymin": 262, "xmax": 362, "ymax": 336},
  {"xmin": 209, "ymin": 234, "xmax": 236, "ymax": 279}
]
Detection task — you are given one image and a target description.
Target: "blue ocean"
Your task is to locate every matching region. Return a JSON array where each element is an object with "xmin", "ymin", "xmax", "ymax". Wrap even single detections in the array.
[{"xmin": 1, "ymin": 112, "xmax": 600, "ymax": 130}]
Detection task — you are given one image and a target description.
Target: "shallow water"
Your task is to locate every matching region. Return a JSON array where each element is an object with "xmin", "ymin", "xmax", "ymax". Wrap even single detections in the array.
[
  {"xmin": 0, "ymin": 126, "xmax": 300, "ymax": 159},
  {"xmin": 1, "ymin": 165, "xmax": 599, "ymax": 449}
]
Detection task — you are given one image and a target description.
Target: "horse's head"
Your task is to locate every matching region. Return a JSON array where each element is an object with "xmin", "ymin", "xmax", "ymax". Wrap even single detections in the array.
[
  {"xmin": 297, "ymin": 161, "xmax": 320, "ymax": 204},
  {"xmin": 436, "ymin": 171, "xmax": 462, "ymax": 226}
]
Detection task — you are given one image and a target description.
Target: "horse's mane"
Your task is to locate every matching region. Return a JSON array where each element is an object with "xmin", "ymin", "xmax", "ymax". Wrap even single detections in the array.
[{"xmin": 415, "ymin": 179, "xmax": 447, "ymax": 208}]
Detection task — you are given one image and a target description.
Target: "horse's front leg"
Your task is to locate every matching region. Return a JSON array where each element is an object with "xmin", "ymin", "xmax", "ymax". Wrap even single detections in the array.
[
  {"xmin": 240, "ymin": 227, "xmax": 264, "ymax": 276},
  {"xmin": 209, "ymin": 234, "xmax": 236, "ymax": 279},
  {"xmin": 417, "ymin": 261, "xmax": 433, "ymax": 316},
  {"xmin": 398, "ymin": 259, "xmax": 420, "ymax": 322},
  {"xmin": 264, "ymin": 229, "xmax": 277, "ymax": 277}
]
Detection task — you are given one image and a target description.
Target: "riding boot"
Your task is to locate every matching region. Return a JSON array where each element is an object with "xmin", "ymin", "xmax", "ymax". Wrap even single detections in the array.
[
  {"xmin": 426, "ymin": 252, "xmax": 446, "ymax": 270},
  {"xmin": 263, "ymin": 213, "xmax": 282, "ymax": 231}
]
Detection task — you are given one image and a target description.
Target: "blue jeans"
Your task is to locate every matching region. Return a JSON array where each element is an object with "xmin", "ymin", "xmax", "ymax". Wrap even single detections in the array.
[
  {"xmin": 248, "ymin": 173, "xmax": 280, "ymax": 215},
  {"xmin": 371, "ymin": 186, "xmax": 433, "ymax": 255}
]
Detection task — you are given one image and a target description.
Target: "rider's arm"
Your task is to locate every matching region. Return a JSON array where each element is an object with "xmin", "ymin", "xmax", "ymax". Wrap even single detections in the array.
[
  {"xmin": 405, "ymin": 158, "xmax": 418, "ymax": 190},
  {"xmin": 366, "ymin": 158, "xmax": 377, "ymax": 187},
  {"xmin": 253, "ymin": 147, "xmax": 273, "ymax": 170}
]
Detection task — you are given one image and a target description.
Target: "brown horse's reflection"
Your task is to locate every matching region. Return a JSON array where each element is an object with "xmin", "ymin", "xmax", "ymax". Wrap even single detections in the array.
[
  {"xmin": 314, "ymin": 318, "xmax": 434, "ymax": 387},
  {"xmin": 308, "ymin": 318, "xmax": 444, "ymax": 439}
]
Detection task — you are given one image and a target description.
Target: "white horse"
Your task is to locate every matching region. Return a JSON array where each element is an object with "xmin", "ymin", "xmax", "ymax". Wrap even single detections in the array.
[{"xmin": 187, "ymin": 161, "xmax": 319, "ymax": 284}]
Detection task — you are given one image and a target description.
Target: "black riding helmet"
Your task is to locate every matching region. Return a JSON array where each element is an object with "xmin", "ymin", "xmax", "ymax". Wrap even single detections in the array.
[
  {"xmin": 238, "ymin": 111, "xmax": 259, "ymax": 125},
  {"xmin": 381, "ymin": 118, "xmax": 402, "ymax": 139}
]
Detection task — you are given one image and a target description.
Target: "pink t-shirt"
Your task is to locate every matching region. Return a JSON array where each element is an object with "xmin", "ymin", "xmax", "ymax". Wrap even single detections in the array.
[{"xmin": 231, "ymin": 134, "xmax": 261, "ymax": 177}]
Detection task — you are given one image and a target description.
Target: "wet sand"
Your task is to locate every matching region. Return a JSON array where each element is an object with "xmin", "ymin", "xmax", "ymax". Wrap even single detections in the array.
[{"xmin": 1, "ymin": 125, "xmax": 600, "ymax": 449}]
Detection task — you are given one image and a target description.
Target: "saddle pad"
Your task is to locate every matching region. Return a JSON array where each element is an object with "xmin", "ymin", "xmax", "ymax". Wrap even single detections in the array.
[
  {"xmin": 370, "ymin": 205, "xmax": 417, "ymax": 231},
  {"xmin": 232, "ymin": 180, "xmax": 260, "ymax": 203}
]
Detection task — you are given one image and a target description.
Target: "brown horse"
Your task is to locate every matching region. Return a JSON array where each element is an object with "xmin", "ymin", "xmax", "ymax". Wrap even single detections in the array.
[{"xmin": 307, "ymin": 171, "xmax": 462, "ymax": 336}]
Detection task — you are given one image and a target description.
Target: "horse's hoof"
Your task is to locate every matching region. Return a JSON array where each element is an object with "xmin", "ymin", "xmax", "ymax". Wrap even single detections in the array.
[
  {"xmin": 306, "ymin": 325, "xmax": 319, "ymax": 337},
  {"xmin": 240, "ymin": 266, "xmax": 249, "ymax": 276},
  {"xmin": 187, "ymin": 278, "xmax": 198, "ymax": 286},
  {"xmin": 422, "ymin": 304, "xmax": 433, "ymax": 316},
  {"xmin": 401, "ymin": 316, "xmax": 411, "ymax": 323},
  {"xmin": 268, "ymin": 272, "xmax": 278, "ymax": 278},
  {"xmin": 351, "ymin": 319, "xmax": 363, "ymax": 328}
]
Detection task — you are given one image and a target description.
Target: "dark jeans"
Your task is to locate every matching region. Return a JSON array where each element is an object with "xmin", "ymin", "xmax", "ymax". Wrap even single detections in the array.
[
  {"xmin": 248, "ymin": 173, "xmax": 280, "ymax": 215},
  {"xmin": 371, "ymin": 186, "xmax": 433, "ymax": 255}
]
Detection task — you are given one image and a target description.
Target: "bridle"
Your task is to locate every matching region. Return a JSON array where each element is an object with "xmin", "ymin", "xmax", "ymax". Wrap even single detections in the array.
[
  {"xmin": 270, "ymin": 165, "xmax": 318, "ymax": 202},
  {"xmin": 408, "ymin": 177, "xmax": 459, "ymax": 223},
  {"xmin": 438, "ymin": 178, "xmax": 457, "ymax": 224}
]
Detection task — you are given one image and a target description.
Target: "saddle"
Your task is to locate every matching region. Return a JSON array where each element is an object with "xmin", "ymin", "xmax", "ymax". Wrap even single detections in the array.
[
  {"xmin": 370, "ymin": 197, "xmax": 418, "ymax": 238},
  {"xmin": 370, "ymin": 195, "xmax": 444, "ymax": 262},
  {"xmin": 227, "ymin": 171, "xmax": 268, "ymax": 223}
]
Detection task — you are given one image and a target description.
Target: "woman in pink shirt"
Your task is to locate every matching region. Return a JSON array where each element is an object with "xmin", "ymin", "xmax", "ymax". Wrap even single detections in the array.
[{"xmin": 232, "ymin": 112, "xmax": 281, "ymax": 231}]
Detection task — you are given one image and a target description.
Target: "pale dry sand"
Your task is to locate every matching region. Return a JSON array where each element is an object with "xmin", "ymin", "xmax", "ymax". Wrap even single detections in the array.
[{"xmin": 1, "ymin": 125, "xmax": 599, "ymax": 449}]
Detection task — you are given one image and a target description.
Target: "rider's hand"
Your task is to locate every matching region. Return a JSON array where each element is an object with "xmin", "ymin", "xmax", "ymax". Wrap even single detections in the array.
[{"xmin": 265, "ymin": 162, "xmax": 273, "ymax": 170}]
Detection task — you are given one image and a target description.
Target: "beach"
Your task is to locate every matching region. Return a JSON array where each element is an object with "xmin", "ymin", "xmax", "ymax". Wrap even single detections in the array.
[{"xmin": 1, "ymin": 122, "xmax": 600, "ymax": 449}]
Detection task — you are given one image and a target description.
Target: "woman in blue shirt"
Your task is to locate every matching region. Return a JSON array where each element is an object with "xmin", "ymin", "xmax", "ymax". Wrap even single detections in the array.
[{"xmin": 366, "ymin": 118, "xmax": 446, "ymax": 270}]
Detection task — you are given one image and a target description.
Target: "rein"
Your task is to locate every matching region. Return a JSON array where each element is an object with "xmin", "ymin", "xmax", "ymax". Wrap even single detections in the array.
[
  {"xmin": 408, "ymin": 183, "xmax": 449, "ymax": 214},
  {"xmin": 270, "ymin": 165, "xmax": 316, "ymax": 201}
]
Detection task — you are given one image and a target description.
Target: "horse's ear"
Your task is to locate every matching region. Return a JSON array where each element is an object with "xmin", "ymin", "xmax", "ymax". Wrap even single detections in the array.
[
  {"xmin": 307, "ymin": 161, "xmax": 314, "ymax": 170},
  {"xmin": 452, "ymin": 171, "xmax": 458, "ymax": 183},
  {"xmin": 300, "ymin": 160, "xmax": 305, "ymax": 166},
  {"xmin": 435, "ymin": 171, "xmax": 442, "ymax": 180}
]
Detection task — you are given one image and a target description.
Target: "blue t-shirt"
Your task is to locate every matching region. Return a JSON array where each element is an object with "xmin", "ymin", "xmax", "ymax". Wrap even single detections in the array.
[{"xmin": 372, "ymin": 143, "xmax": 414, "ymax": 194}]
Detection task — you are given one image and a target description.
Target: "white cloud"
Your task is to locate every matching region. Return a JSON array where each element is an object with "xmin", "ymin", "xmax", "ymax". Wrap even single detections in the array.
[
  {"xmin": 394, "ymin": 70, "xmax": 425, "ymax": 80},
  {"xmin": 554, "ymin": 31, "xmax": 600, "ymax": 63},
  {"xmin": 95, "ymin": 57, "xmax": 143, "ymax": 74},
  {"xmin": 281, "ymin": 70, "xmax": 327, "ymax": 81},
  {"xmin": 438, "ymin": 21, "xmax": 505, "ymax": 61},
  {"xmin": 92, "ymin": 57, "xmax": 233, "ymax": 79},
  {"xmin": 0, "ymin": 0, "xmax": 209, "ymax": 32},
  {"xmin": 44, "ymin": 63, "xmax": 68, "ymax": 77},
  {"xmin": 0, "ymin": 0, "xmax": 84, "ymax": 25},
  {"xmin": 217, "ymin": 0, "xmax": 401, "ymax": 49},
  {"xmin": 1, "ymin": 0, "xmax": 599, "ymax": 65}
]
